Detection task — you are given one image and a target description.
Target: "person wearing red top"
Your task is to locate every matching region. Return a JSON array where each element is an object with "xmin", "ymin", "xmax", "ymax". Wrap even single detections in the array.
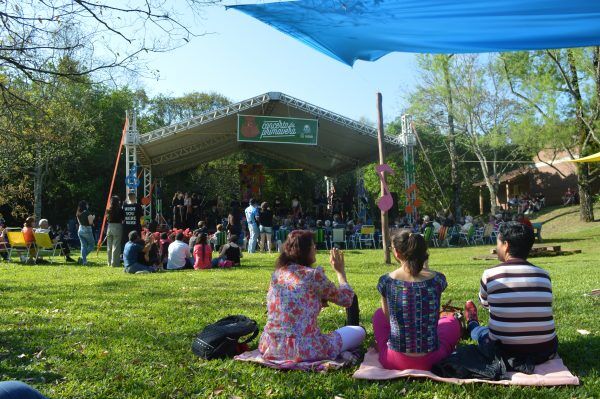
[
  {"xmin": 22, "ymin": 216, "xmax": 35, "ymax": 244},
  {"xmin": 516, "ymin": 213, "xmax": 533, "ymax": 229},
  {"xmin": 193, "ymin": 233, "xmax": 212, "ymax": 269}
]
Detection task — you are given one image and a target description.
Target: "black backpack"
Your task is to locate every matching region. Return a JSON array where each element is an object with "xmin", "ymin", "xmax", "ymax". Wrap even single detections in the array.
[{"xmin": 192, "ymin": 315, "xmax": 259, "ymax": 360}]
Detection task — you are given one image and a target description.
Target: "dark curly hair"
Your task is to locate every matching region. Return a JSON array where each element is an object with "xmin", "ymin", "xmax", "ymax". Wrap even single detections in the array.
[
  {"xmin": 391, "ymin": 229, "xmax": 429, "ymax": 277},
  {"xmin": 276, "ymin": 230, "xmax": 315, "ymax": 268}
]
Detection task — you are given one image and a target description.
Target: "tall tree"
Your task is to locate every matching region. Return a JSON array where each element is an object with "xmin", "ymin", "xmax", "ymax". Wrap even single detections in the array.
[
  {"xmin": 409, "ymin": 54, "xmax": 462, "ymax": 219},
  {"xmin": 501, "ymin": 49, "xmax": 600, "ymax": 221}
]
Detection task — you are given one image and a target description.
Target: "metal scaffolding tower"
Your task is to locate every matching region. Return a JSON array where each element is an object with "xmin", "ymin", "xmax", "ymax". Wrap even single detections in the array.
[{"xmin": 401, "ymin": 115, "xmax": 418, "ymax": 223}]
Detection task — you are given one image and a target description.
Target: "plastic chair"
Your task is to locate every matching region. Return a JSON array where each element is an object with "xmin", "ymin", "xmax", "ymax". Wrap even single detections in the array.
[
  {"xmin": 275, "ymin": 228, "xmax": 289, "ymax": 252},
  {"xmin": 214, "ymin": 231, "xmax": 227, "ymax": 251},
  {"xmin": 34, "ymin": 232, "xmax": 63, "ymax": 263},
  {"xmin": 331, "ymin": 228, "xmax": 348, "ymax": 249},
  {"xmin": 481, "ymin": 223, "xmax": 494, "ymax": 244},
  {"xmin": 422, "ymin": 226, "xmax": 433, "ymax": 245},
  {"xmin": 459, "ymin": 225, "xmax": 475, "ymax": 246},
  {"xmin": 314, "ymin": 228, "xmax": 327, "ymax": 249},
  {"xmin": 433, "ymin": 226, "xmax": 447, "ymax": 247},
  {"xmin": 6, "ymin": 230, "xmax": 35, "ymax": 262},
  {"xmin": 357, "ymin": 225, "xmax": 376, "ymax": 249}
]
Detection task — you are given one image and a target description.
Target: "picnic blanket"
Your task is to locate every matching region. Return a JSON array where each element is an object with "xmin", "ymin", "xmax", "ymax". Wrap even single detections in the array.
[
  {"xmin": 352, "ymin": 348, "xmax": 579, "ymax": 386},
  {"xmin": 234, "ymin": 349, "xmax": 361, "ymax": 372}
]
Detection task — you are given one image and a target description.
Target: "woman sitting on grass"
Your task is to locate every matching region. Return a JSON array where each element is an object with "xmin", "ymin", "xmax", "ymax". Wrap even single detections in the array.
[
  {"xmin": 373, "ymin": 230, "xmax": 461, "ymax": 371},
  {"xmin": 259, "ymin": 230, "xmax": 365, "ymax": 362},
  {"xmin": 193, "ymin": 233, "xmax": 212, "ymax": 270},
  {"xmin": 210, "ymin": 234, "xmax": 242, "ymax": 268}
]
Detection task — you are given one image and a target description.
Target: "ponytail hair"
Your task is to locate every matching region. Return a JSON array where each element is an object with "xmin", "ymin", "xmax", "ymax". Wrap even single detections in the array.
[{"xmin": 391, "ymin": 229, "xmax": 429, "ymax": 276}]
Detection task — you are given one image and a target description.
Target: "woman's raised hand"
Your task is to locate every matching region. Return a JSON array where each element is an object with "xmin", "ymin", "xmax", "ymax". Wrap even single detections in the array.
[{"xmin": 329, "ymin": 247, "xmax": 345, "ymax": 275}]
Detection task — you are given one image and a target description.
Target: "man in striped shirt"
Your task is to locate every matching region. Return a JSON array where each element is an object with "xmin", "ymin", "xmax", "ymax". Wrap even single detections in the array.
[{"xmin": 465, "ymin": 222, "xmax": 558, "ymax": 364}]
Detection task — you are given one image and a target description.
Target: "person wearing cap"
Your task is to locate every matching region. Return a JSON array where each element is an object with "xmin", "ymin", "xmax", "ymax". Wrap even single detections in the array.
[{"xmin": 245, "ymin": 199, "xmax": 260, "ymax": 253}]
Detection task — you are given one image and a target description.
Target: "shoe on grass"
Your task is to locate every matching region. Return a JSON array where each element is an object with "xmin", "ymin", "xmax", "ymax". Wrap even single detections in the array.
[
  {"xmin": 465, "ymin": 300, "xmax": 479, "ymax": 324},
  {"xmin": 135, "ymin": 270, "xmax": 151, "ymax": 274}
]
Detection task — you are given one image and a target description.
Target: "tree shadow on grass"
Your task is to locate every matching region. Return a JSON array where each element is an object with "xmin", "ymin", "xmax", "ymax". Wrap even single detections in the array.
[
  {"xmin": 558, "ymin": 335, "xmax": 600, "ymax": 378},
  {"xmin": 0, "ymin": 329, "xmax": 63, "ymax": 384}
]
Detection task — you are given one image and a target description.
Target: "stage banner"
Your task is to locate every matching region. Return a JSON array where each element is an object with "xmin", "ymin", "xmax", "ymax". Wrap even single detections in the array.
[{"xmin": 237, "ymin": 115, "xmax": 318, "ymax": 145}]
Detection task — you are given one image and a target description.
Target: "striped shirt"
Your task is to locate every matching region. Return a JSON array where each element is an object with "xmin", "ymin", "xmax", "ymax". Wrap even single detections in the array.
[{"xmin": 479, "ymin": 258, "xmax": 556, "ymax": 354}]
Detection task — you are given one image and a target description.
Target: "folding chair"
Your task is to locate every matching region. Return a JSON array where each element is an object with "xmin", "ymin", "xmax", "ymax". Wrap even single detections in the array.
[
  {"xmin": 6, "ymin": 230, "xmax": 36, "ymax": 262},
  {"xmin": 459, "ymin": 225, "xmax": 475, "ymax": 246},
  {"xmin": 214, "ymin": 231, "xmax": 227, "ymax": 251},
  {"xmin": 0, "ymin": 238, "xmax": 9, "ymax": 262},
  {"xmin": 331, "ymin": 228, "xmax": 348, "ymax": 249},
  {"xmin": 314, "ymin": 228, "xmax": 327, "ymax": 249},
  {"xmin": 479, "ymin": 223, "xmax": 493, "ymax": 244},
  {"xmin": 433, "ymin": 226, "xmax": 447, "ymax": 248},
  {"xmin": 34, "ymin": 232, "xmax": 63, "ymax": 263},
  {"xmin": 275, "ymin": 228, "xmax": 289, "ymax": 252},
  {"xmin": 356, "ymin": 225, "xmax": 376, "ymax": 249},
  {"xmin": 422, "ymin": 226, "xmax": 434, "ymax": 246}
]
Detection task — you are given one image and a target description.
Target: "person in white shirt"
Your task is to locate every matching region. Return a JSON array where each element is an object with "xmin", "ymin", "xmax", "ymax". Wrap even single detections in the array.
[
  {"xmin": 245, "ymin": 199, "xmax": 260, "ymax": 253},
  {"xmin": 167, "ymin": 232, "xmax": 193, "ymax": 270}
]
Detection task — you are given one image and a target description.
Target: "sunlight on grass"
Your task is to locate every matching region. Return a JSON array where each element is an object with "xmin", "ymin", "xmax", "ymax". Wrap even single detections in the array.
[{"xmin": 0, "ymin": 217, "xmax": 599, "ymax": 398}]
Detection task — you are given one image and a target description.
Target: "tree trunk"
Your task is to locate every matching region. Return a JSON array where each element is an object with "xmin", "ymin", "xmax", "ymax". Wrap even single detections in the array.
[
  {"xmin": 566, "ymin": 50, "xmax": 595, "ymax": 222},
  {"xmin": 485, "ymin": 179, "xmax": 499, "ymax": 216},
  {"xmin": 442, "ymin": 56, "xmax": 462, "ymax": 220},
  {"xmin": 33, "ymin": 159, "xmax": 43, "ymax": 222},
  {"xmin": 576, "ymin": 160, "xmax": 595, "ymax": 222}
]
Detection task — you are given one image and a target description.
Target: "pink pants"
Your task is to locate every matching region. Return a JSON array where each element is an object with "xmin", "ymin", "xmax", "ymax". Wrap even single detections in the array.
[{"xmin": 372, "ymin": 308, "xmax": 461, "ymax": 371}]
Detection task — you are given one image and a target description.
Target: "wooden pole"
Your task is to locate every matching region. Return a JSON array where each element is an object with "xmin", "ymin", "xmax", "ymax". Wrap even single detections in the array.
[
  {"xmin": 96, "ymin": 114, "xmax": 128, "ymax": 255},
  {"xmin": 377, "ymin": 93, "xmax": 391, "ymax": 264},
  {"xmin": 479, "ymin": 187, "xmax": 484, "ymax": 215}
]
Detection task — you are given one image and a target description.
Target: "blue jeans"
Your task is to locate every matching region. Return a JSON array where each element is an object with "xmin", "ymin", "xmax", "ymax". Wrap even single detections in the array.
[
  {"xmin": 0, "ymin": 381, "xmax": 49, "ymax": 399},
  {"xmin": 124, "ymin": 262, "xmax": 155, "ymax": 274},
  {"xmin": 247, "ymin": 223, "xmax": 260, "ymax": 253},
  {"xmin": 78, "ymin": 226, "xmax": 95, "ymax": 265},
  {"xmin": 470, "ymin": 324, "xmax": 496, "ymax": 359}
]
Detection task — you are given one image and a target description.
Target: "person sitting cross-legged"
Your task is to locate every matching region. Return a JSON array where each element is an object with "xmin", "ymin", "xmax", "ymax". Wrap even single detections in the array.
[
  {"xmin": 167, "ymin": 231, "xmax": 193, "ymax": 270},
  {"xmin": 372, "ymin": 229, "xmax": 461, "ymax": 371},
  {"xmin": 210, "ymin": 234, "xmax": 243, "ymax": 268},
  {"xmin": 193, "ymin": 233, "xmax": 212, "ymax": 270},
  {"xmin": 465, "ymin": 222, "xmax": 557, "ymax": 366},
  {"xmin": 123, "ymin": 231, "xmax": 156, "ymax": 274},
  {"xmin": 259, "ymin": 230, "xmax": 365, "ymax": 362}
]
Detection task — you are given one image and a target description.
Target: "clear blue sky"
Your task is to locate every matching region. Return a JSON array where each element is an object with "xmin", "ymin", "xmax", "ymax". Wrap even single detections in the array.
[{"xmin": 140, "ymin": 4, "xmax": 418, "ymax": 123}]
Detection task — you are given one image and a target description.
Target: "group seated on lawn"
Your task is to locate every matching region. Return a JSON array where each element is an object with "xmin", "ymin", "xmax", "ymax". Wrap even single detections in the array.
[{"xmin": 255, "ymin": 222, "xmax": 556, "ymax": 376}]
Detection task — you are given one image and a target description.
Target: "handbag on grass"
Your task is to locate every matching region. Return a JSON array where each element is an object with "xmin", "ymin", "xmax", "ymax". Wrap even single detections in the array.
[{"xmin": 192, "ymin": 315, "xmax": 259, "ymax": 359}]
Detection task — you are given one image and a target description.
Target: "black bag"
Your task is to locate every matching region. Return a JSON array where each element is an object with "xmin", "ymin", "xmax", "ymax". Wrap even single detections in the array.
[
  {"xmin": 432, "ymin": 344, "xmax": 507, "ymax": 380},
  {"xmin": 192, "ymin": 315, "xmax": 259, "ymax": 360}
]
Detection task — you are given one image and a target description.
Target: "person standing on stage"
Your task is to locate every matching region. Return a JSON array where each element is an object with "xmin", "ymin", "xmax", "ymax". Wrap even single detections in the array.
[{"xmin": 245, "ymin": 199, "xmax": 260, "ymax": 253}]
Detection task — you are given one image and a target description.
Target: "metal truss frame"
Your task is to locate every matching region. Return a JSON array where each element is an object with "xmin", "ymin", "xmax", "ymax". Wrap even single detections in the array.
[
  {"xmin": 139, "ymin": 93, "xmax": 273, "ymax": 144},
  {"xmin": 142, "ymin": 166, "xmax": 152, "ymax": 219},
  {"xmin": 401, "ymin": 115, "xmax": 417, "ymax": 223},
  {"xmin": 139, "ymin": 92, "xmax": 401, "ymax": 147},
  {"xmin": 124, "ymin": 110, "xmax": 139, "ymax": 197},
  {"xmin": 277, "ymin": 93, "xmax": 399, "ymax": 146},
  {"xmin": 149, "ymin": 135, "xmax": 232, "ymax": 166}
]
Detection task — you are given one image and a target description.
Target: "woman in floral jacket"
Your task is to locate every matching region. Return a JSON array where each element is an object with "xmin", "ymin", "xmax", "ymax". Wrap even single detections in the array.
[{"xmin": 259, "ymin": 230, "xmax": 365, "ymax": 362}]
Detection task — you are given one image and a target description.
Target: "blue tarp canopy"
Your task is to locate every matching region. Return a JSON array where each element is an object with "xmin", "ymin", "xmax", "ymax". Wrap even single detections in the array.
[{"xmin": 230, "ymin": 0, "xmax": 600, "ymax": 65}]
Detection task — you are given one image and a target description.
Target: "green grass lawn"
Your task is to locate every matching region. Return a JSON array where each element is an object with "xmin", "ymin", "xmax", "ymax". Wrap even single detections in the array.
[{"xmin": 1, "ymin": 209, "xmax": 599, "ymax": 398}]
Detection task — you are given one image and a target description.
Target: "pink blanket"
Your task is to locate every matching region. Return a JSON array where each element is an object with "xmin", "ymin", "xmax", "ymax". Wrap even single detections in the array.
[
  {"xmin": 234, "ymin": 349, "xmax": 360, "ymax": 372},
  {"xmin": 353, "ymin": 348, "xmax": 579, "ymax": 386}
]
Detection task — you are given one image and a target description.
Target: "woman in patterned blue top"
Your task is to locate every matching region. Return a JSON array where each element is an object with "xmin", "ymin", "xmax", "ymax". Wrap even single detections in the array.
[{"xmin": 373, "ymin": 229, "xmax": 461, "ymax": 371}]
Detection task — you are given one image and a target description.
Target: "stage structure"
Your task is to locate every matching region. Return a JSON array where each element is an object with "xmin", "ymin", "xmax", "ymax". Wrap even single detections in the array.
[{"xmin": 122, "ymin": 92, "xmax": 419, "ymax": 224}]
